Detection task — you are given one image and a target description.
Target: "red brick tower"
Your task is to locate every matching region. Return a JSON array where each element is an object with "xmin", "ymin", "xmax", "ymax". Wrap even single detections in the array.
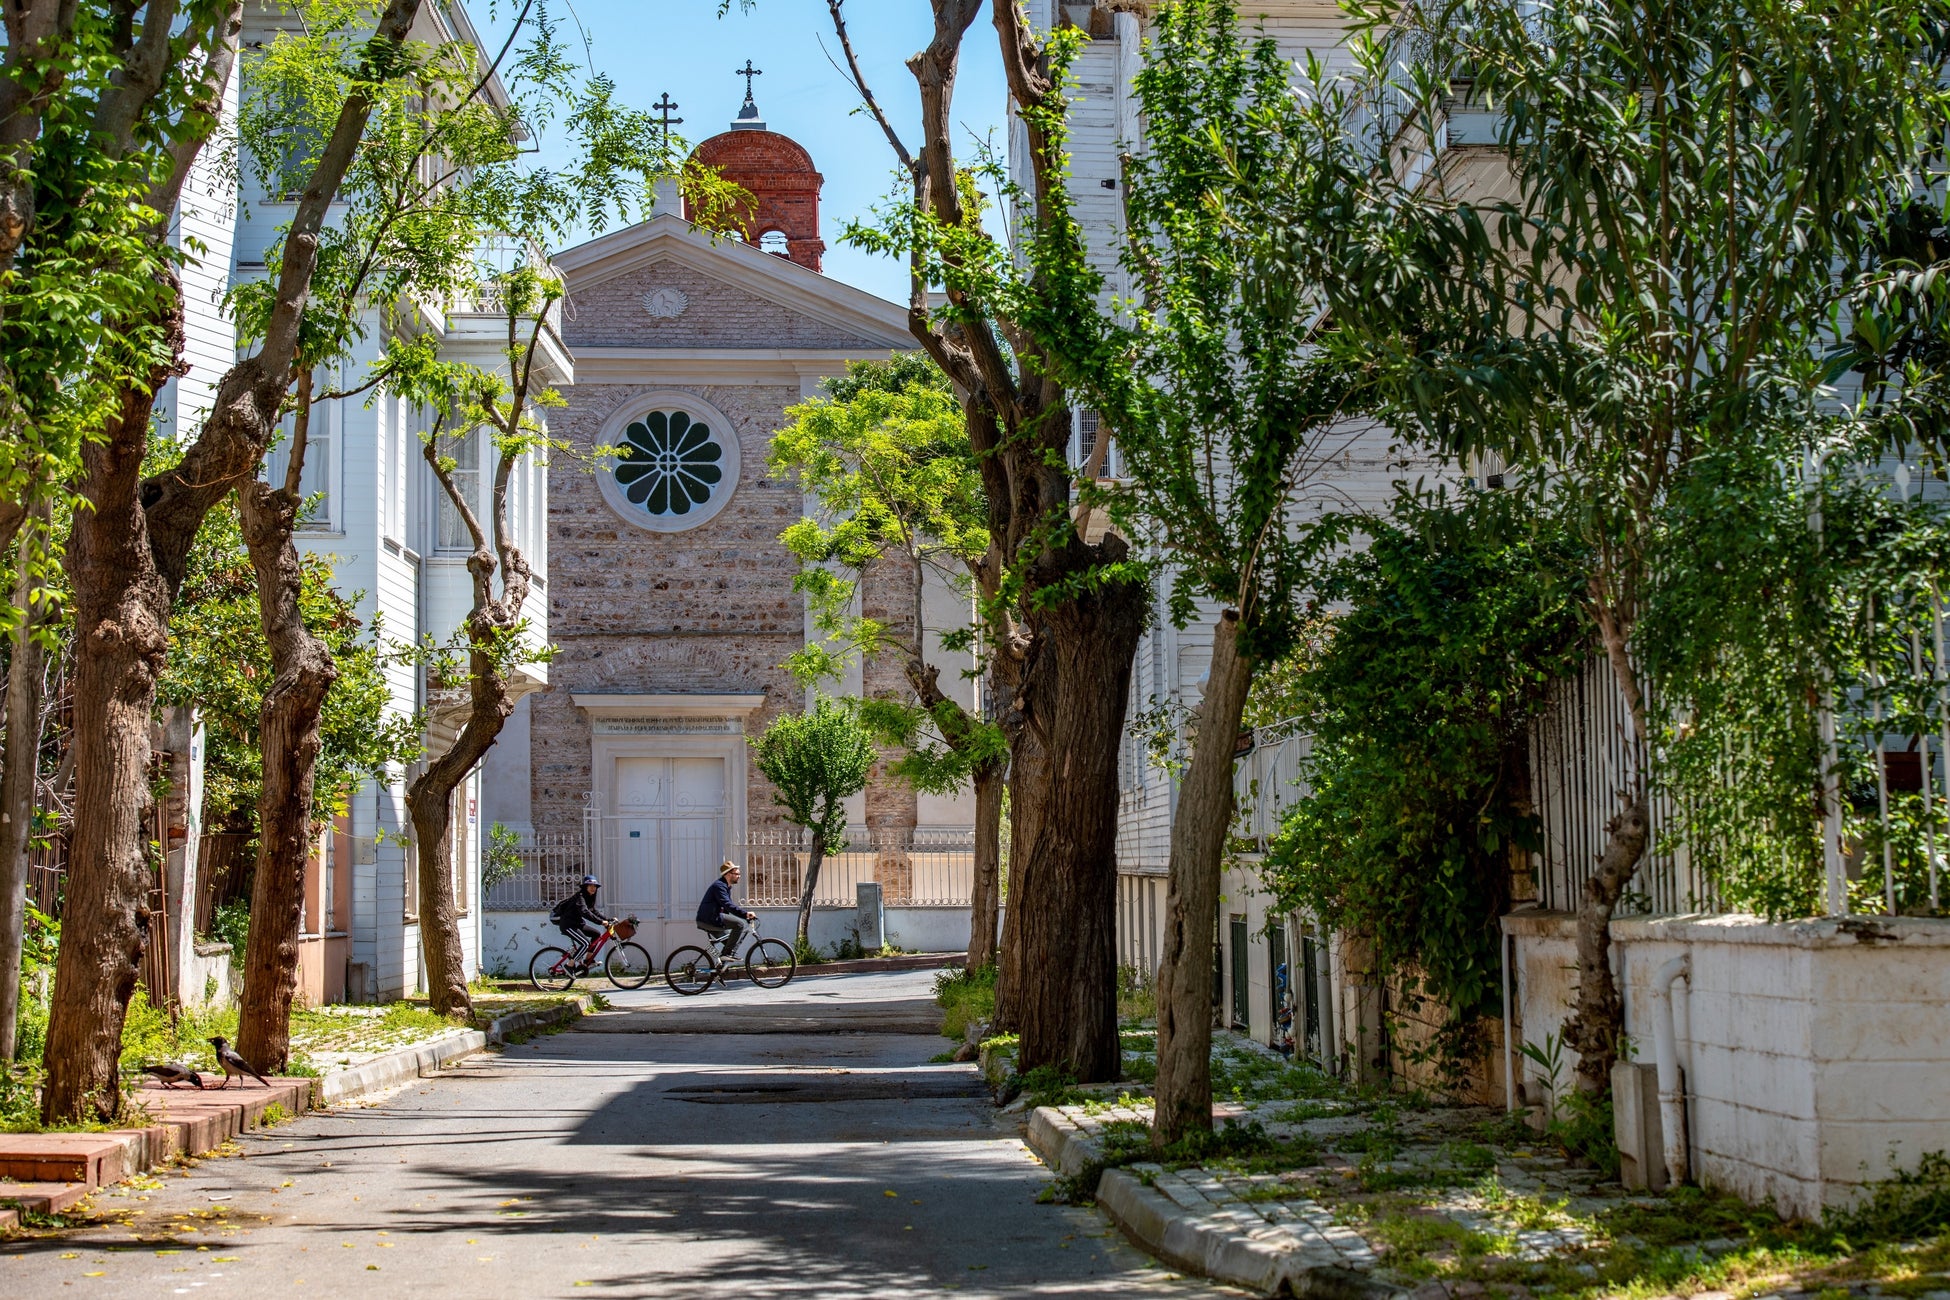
[{"xmin": 685, "ymin": 71, "xmax": 825, "ymax": 272}]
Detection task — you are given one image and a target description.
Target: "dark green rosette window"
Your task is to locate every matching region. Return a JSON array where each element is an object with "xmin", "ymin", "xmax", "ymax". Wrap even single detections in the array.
[{"xmin": 614, "ymin": 411, "xmax": 726, "ymax": 516}]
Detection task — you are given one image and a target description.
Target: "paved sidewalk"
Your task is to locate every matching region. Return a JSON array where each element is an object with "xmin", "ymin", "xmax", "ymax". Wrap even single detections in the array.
[{"xmin": 1, "ymin": 971, "xmax": 1228, "ymax": 1298}]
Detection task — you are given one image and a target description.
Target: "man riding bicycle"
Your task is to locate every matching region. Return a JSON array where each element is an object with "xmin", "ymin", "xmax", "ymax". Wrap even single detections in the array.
[
  {"xmin": 550, "ymin": 875, "xmax": 610, "ymax": 967},
  {"xmin": 696, "ymin": 861, "xmax": 756, "ymax": 963}
]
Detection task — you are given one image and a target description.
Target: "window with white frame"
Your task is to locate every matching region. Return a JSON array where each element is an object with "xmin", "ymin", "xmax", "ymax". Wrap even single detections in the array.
[
  {"xmin": 451, "ymin": 787, "xmax": 471, "ymax": 917},
  {"xmin": 402, "ymin": 833, "xmax": 419, "ymax": 923},
  {"xmin": 435, "ymin": 426, "xmax": 481, "ymax": 550},
  {"xmin": 262, "ymin": 383, "xmax": 334, "ymax": 531},
  {"xmin": 381, "ymin": 397, "xmax": 400, "ymax": 541},
  {"xmin": 1070, "ymin": 407, "xmax": 1122, "ymax": 479}
]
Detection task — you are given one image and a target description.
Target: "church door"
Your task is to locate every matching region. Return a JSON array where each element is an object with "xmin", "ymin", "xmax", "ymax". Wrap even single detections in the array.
[{"xmin": 611, "ymin": 756, "xmax": 727, "ymax": 931}]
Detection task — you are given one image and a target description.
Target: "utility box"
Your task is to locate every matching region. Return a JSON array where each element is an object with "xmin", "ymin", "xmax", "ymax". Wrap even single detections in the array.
[
  {"xmin": 855, "ymin": 882, "xmax": 885, "ymax": 952},
  {"xmin": 1613, "ymin": 1060, "xmax": 1668, "ymax": 1191}
]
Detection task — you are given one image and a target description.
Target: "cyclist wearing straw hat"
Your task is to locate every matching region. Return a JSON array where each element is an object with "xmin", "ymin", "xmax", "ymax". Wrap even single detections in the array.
[{"xmin": 696, "ymin": 860, "xmax": 757, "ymax": 962}]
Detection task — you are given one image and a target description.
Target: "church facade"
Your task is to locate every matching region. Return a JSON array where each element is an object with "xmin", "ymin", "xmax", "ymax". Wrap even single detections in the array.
[{"xmin": 480, "ymin": 103, "xmax": 977, "ymax": 961}]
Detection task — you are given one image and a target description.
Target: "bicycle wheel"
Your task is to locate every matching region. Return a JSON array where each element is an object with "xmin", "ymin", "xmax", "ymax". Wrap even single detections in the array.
[
  {"xmin": 605, "ymin": 941, "xmax": 654, "ymax": 991},
  {"xmin": 663, "ymin": 945, "xmax": 718, "ymax": 996},
  {"xmin": 745, "ymin": 937, "xmax": 796, "ymax": 989},
  {"xmin": 529, "ymin": 946, "xmax": 577, "ymax": 992}
]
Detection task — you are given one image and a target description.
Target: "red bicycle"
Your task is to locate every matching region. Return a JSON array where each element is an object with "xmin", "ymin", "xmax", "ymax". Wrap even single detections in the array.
[{"xmin": 529, "ymin": 915, "xmax": 652, "ymax": 991}]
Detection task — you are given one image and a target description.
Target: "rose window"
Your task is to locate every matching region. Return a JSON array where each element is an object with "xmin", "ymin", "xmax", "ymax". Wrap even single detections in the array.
[{"xmin": 613, "ymin": 411, "xmax": 726, "ymax": 517}]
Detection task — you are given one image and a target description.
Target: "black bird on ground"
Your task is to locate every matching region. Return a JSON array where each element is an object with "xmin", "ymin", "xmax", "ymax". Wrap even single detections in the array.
[
  {"xmin": 207, "ymin": 1036, "xmax": 269, "ymax": 1089},
  {"xmin": 142, "ymin": 1063, "xmax": 205, "ymax": 1089}
]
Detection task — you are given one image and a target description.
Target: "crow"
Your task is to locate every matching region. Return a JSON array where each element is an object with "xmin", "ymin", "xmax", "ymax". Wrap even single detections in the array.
[
  {"xmin": 142, "ymin": 1062, "xmax": 205, "ymax": 1089},
  {"xmin": 207, "ymin": 1036, "xmax": 269, "ymax": 1089}
]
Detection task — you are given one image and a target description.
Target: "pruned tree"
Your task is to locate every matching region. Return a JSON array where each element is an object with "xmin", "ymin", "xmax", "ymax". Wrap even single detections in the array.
[
  {"xmin": 224, "ymin": 0, "xmax": 694, "ymax": 1067},
  {"xmin": 770, "ymin": 355, "xmax": 1008, "ymax": 967},
  {"xmin": 752, "ymin": 696, "xmax": 877, "ymax": 947},
  {"xmin": 818, "ymin": 0, "xmax": 1146, "ymax": 1081},
  {"xmin": 1001, "ymin": 0, "xmax": 1383, "ymax": 1143},
  {"xmin": 1280, "ymin": 0, "xmax": 1950, "ymax": 1093},
  {"xmin": 43, "ymin": 0, "xmax": 427, "ymax": 1123},
  {"xmin": 385, "ymin": 266, "xmax": 566, "ymax": 1020},
  {"xmin": 0, "ymin": 0, "xmax": 245, "ymax": 1082}
]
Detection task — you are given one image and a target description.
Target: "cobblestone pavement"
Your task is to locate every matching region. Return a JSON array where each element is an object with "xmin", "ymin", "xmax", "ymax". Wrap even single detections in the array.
[{"xmin": 1029, "ymin": 1089, "xmax": 1950, "ymax": 1300}]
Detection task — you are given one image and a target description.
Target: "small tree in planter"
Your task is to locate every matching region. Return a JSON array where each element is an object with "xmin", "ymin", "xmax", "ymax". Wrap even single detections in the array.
[{"xmin": 752, "ymin": 697, "xmax": 875, "ymax": 948}]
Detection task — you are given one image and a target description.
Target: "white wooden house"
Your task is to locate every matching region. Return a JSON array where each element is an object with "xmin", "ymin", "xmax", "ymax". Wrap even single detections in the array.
[
  {"xmin": 159, "ymin": 1, "xmax": 559, "ymax": 1004},
  {"xmin": 1011, "ymin": 1, "xmax": 1443, "ymax": 1058}
]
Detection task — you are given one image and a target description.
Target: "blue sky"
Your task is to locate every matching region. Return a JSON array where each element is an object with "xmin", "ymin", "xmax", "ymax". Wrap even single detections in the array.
[{"xmin": 478, "ymin": 0, "xmax": 1010, "ymax": 305}]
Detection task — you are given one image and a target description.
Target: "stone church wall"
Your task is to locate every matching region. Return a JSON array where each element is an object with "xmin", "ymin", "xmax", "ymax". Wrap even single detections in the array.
[
  {"xmin": 561, "ymin": 261, "xmax": 873, "ymax": 352},
  {"xmin": 531, "ymin": 379, "xmax": 808, "ymax": 841}
]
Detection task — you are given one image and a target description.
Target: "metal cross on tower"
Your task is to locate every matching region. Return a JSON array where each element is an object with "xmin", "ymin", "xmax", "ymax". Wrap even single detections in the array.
[
  {"xmin": 734, "ymin": 59, "xmax": 762, "ymax": 105},
  {"xmin": 651, "ymin": 92, "xmax": 682, "ymax": 146}
]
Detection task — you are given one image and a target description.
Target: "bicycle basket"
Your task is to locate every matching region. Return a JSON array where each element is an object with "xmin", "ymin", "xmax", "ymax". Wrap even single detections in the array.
[{"xmin": 613, "ymin": 916, "xmax": 639, "ymax": 941}]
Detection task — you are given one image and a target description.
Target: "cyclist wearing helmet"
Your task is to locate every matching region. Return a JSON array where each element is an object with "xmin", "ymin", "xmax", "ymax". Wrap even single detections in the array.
[
  {"xmin": 550, "ymin": 875, "xmax": 610, "ymax": 964},
  {"xmin": 696, "ymin": 861, "xmax": 756, "ymax": 962}
]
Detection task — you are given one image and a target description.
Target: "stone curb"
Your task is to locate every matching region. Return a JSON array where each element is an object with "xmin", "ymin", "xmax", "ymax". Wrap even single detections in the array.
[
  {"xmin": 1023, "ymin": 1105, "xmax": 1400, "ymax": 1300},
  {"xmin": 792, "ymin": 953, "xmax": 964, "ymax": 977},
  {"xmin": 314, "ymin": 996, "xmax": 591, "ymax": 1107}
]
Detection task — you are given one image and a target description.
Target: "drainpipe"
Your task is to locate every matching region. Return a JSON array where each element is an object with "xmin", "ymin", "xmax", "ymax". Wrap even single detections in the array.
[
  {"xmin": 1501, "ymin": 928, "xmax": 1516, "ymax": 1113},
  {"xmin": 1315, "ymin": 922, "xmax": 1336, "ymax": 1076},
  {"xmin": 1651, "ymin": 954, "xmax": 1691, "ymax": 1187}
]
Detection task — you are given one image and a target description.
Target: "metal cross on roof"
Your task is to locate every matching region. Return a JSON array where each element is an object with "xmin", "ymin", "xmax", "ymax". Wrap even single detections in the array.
[
  {"xmin": 734, "ymin": 59, "xmax": 762, "ymax": 104},
  {"xmin": 651, "ymin": 92, "xmax": 682, "ymax": 144}
]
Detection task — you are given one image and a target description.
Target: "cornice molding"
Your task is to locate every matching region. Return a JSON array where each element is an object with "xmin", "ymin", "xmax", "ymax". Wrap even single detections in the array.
[{"xmin": 553, "ymin": 214, "xmax": 913, "ymax": 350}]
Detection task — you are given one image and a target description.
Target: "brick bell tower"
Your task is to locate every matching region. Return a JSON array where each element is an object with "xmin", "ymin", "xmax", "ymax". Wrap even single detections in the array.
[{"xmin": 684, "ymin": 62, "xmax": 826, "ymax": 272}]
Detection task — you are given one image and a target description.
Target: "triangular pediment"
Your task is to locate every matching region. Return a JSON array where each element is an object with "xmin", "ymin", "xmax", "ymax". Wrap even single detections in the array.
[{"xmin": 553, "ymin": 215, "xmax": 913, "ymax": 353}]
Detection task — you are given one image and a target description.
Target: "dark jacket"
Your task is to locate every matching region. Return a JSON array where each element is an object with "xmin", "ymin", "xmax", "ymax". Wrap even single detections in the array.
[
  {"xmin": 552, "ymin": 889, "xmax": 609, "ymax": 928},
  {"xmin": 696, "ymin": 878, "xmax": 744, "ymax": 926}
]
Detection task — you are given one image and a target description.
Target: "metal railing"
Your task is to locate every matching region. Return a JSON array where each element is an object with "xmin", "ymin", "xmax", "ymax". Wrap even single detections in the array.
[
  {"xmin": 193, "ymin": 832, "xmax": 256, "ymax": 933},
  {"xmin": 736, "ymin": 828, "xmax": 976, "ymax": 908},
  {"xmin": 455, "ymin": 233, "xmax": 564, "ymax": 334},
  {"xmin": 26, "ymin": 833, "xmax": 65, "ymax": 917},
  {"xmin": 484, "ymin": 831, "xmax": 589, "ymax": 911},
  {"xmin": 1528, "ymin": 657, "xmax": 1722, "ymax": 916},
  {"xmin": 1233, "ymin": 719, "xmax": 1314, "ymax": 851}
]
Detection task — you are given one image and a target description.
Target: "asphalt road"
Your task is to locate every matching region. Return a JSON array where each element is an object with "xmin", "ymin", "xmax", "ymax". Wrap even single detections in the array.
[{"xmin": 2, "ymin": 969, "xmax": 1227, "ymax": 1298}]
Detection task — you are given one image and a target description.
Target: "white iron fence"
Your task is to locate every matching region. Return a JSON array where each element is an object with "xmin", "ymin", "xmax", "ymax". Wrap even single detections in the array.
[
  {"xmin": 485, "ymin": 825, "xmax": 976, "ymax": 912},
  {"xmin": 1233, "ymin": 720, "xmax": 1314, "ymax": 851},
  {"xmin": 484, "ymin": 832, "xmax": 588, "ymax": 912},
  {"xmin": 735, "ymin": 828, "xmax": 975, "ymax": 908}
]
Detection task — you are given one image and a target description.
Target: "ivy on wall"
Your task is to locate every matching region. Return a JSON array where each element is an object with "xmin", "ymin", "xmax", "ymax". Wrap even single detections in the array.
[{"xmin": 1263, "ymin": 489, "xmax": 1588, "ymax": 1031}]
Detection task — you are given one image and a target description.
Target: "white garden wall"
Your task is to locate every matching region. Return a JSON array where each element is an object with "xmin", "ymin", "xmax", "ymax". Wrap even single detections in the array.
[
  {"xmin": 1508, "ymin": 909, "xmax": 1950, "ymax": 1219},
  {"xmin": 482, "ymin": 904, "xmax": 973, "ymax": 977}
]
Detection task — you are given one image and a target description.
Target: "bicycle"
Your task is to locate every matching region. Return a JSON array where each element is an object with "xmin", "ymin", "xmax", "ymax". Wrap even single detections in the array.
[
  {"xmin": 663, "ymin": 916, "xmax": 795, "ymax": 995},
  {"xmin": 529, "ymin": 915, "xmax": 653, "ymax": 992}
]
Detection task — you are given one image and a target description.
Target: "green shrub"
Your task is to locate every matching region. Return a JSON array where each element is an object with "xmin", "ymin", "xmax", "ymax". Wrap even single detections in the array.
[
  {"xmin": 12, "ymin": 906, "xmax": 57, "ymax": 1063},
  {"xmin": 1548, "ymin": 1089, "xmax": 1620, "ymax": 1179},
  {"xmin": 934, "ymin": 963, "xmax": 996, "ymax": 1040},
  {"xmin": 793, "ymin": 935, "xmax": 825, "ymax": 966},
  {"xmin": 1117, "ymin": 964, "xmax": 1156, "ymax": 1024},
  {"xmin": 205, "ymin": 898, "xmax": 249, "ymax": 964},
  {"xmin": 1826, "ymin": 1150, "xmax": 1950, "ymax": 1244}
]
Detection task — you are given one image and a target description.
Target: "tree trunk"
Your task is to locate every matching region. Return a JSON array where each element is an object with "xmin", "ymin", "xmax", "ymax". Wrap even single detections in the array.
[
  {"xmin": 1562, "ymin": 792, "xmax": 1649, "ymax": 1095},
  {"xmin": 966, "ymin": 758, "xmax": 1003, "ymax": 969},
  {"xmin": 1151, "ymin": 610, "xmax": 1254, "ymax": 1146},
  {"xmin": 406, "ymin": 764, "xmax": 474, "ymax": 1021},
  {"xmin": 0, "ymin": 501, "xmax": 48, "ymax": 1061},
  {"xmin": 795, "ymin": 842, "xmax": 826, "ymax": 948},
  {"xmin": 999, "ymin": 569, "xmax": 1146, "ymax": 1083},
  {"xmin": 234, "ymin": 458, "xmax": 338, "ymax": 1074},
  {"xmin": 1561, "ymin": 603, "xmax": 1651, "ymax": 1097},
  {"xmin": 44, "ymin": 390, "xmax": 169, "ymax": 1122}
]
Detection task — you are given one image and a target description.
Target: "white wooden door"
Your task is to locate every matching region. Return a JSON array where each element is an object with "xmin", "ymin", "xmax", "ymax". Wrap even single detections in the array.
[{"xmin": 610, "ymin": 756, "xmax": 727, "ymax": 931}]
